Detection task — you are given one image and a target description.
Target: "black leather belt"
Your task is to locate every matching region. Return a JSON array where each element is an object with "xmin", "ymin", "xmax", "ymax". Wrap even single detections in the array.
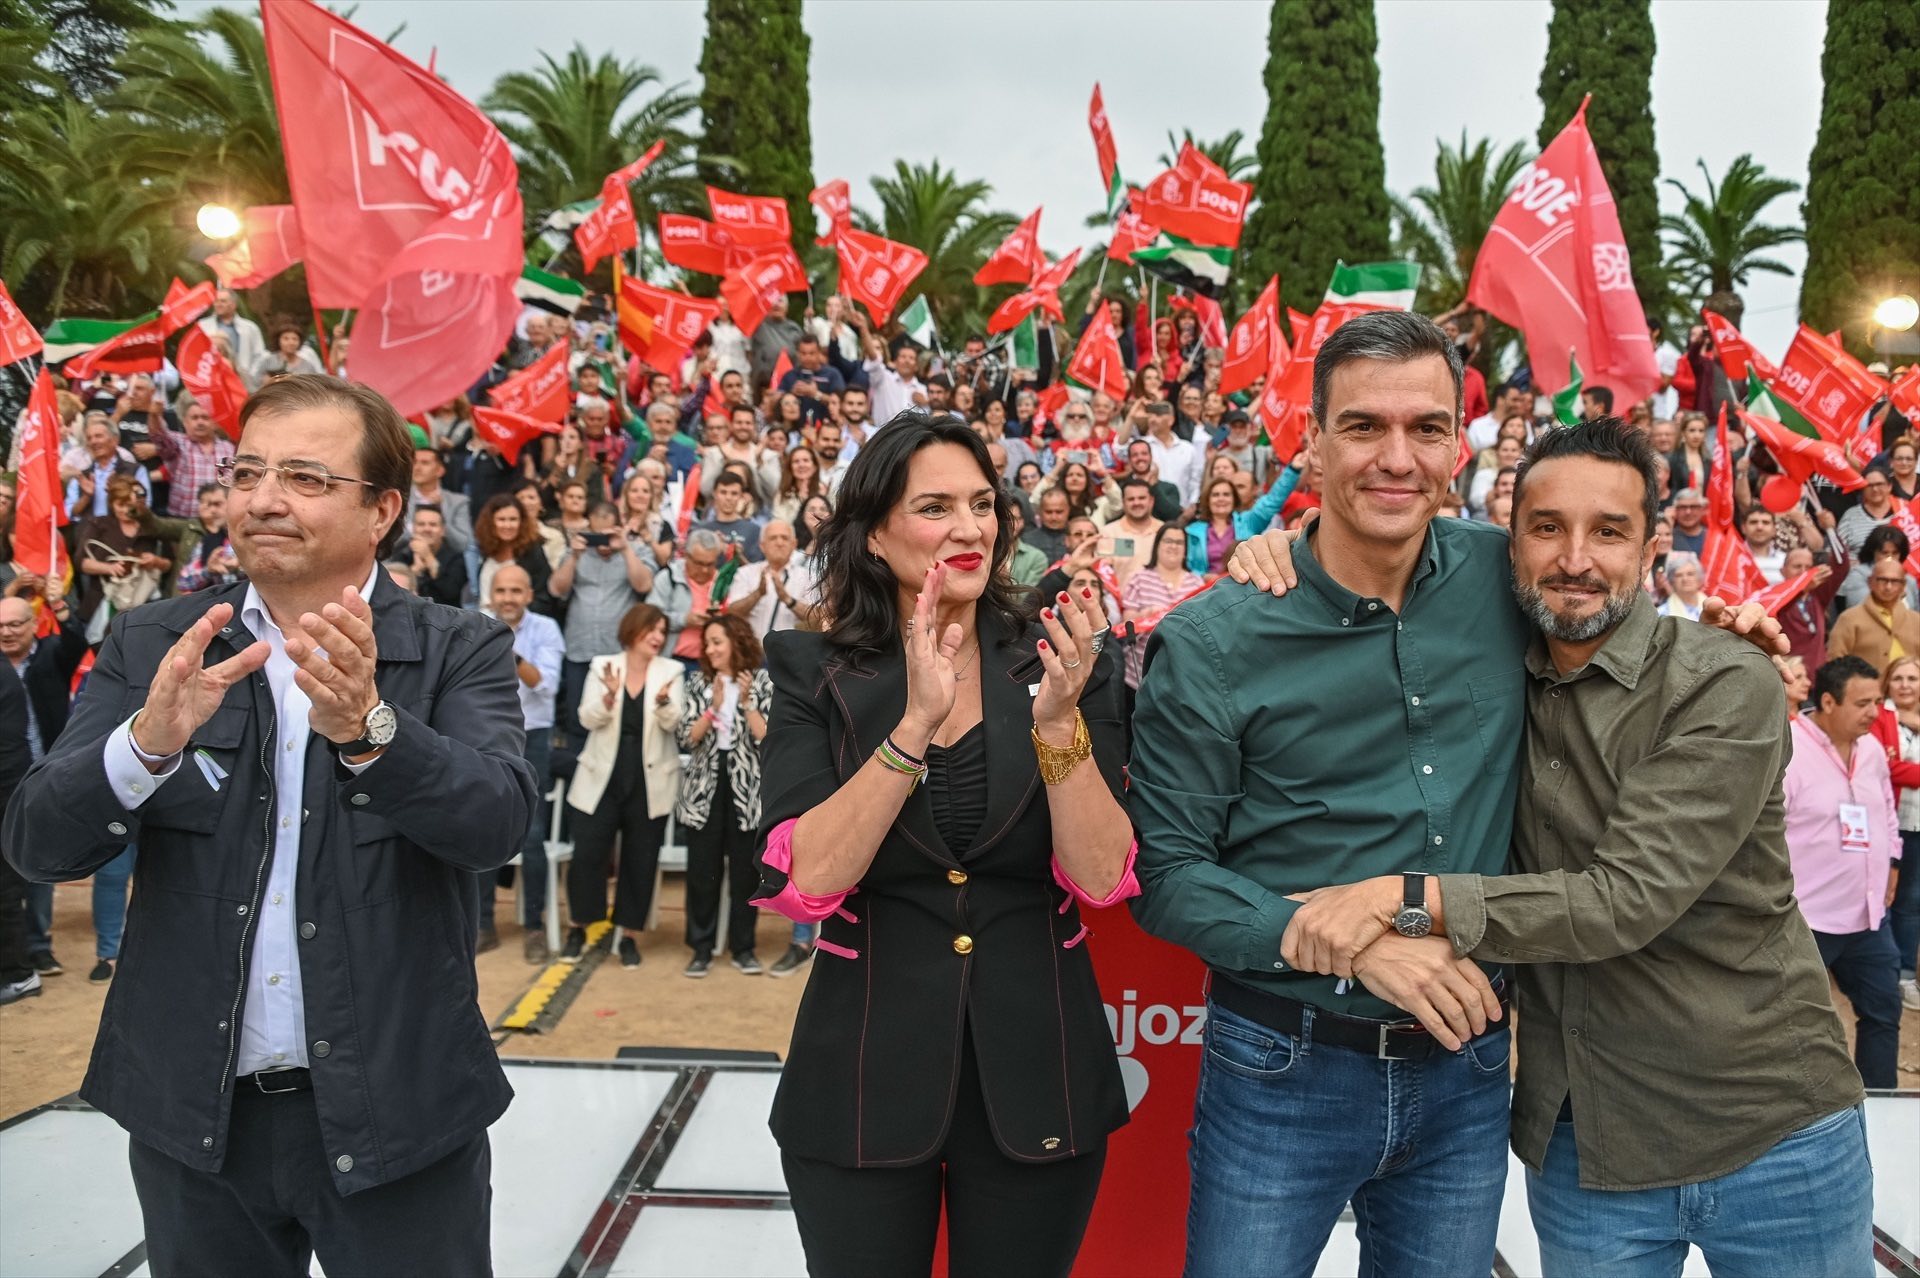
[
  {"xmin": 243, "ymin": 1067, "xmax": 312, "ymax": 1094},
  {"xmin": 1209, "ymin": 975, "xmax": 1508, "ymax": 1062}
]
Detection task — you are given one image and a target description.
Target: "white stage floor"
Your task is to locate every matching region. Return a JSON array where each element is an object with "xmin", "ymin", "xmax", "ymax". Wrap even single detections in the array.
[{"xmin": 1, "ymin": 1058, "xmax": 1914, "ymax": 1278}]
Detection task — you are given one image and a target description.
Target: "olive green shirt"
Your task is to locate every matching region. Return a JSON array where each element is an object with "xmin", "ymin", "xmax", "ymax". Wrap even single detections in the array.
[
  {"xmin": 1130, "ymin": 518, "xmax": 1529, "ymax": 1020},
  {"xmin": 1439, "ymin": 593, "xmax": 1862, "ymax": 1191}
]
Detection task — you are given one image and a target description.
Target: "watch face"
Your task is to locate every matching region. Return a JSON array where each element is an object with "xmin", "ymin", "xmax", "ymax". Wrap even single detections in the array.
[
  {"xmin": 1393, "ymin": 908, "xmax": 1433, "ymax": 939},
  {"xmin": 364, "ymin": 702, "xmax": 399, "ymax": 747}
]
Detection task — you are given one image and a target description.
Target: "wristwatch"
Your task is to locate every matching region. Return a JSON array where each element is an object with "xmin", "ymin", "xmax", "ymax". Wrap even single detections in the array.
[
  {"xmin": 334, "ymin": 700, "xmax": 398, "ymax": 756},
  {"xmin": 1391, "ymin": 872, "xmax": 1433, "ymax": 938}
]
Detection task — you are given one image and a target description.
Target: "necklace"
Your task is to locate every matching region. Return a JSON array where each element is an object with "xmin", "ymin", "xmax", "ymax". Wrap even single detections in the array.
[{"xmin": 952, "ymin": 643, "xmax": 981, "ymax": 680}]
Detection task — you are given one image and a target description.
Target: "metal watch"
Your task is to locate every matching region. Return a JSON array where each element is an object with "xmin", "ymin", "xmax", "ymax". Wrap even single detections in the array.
[
  {"xmin": 1391, "ymin": 872, "xmax": 1433, "ymax": 938},
  {"xmin": 335, "ymin": 700, "xmax": 398, "ymax": 756}
]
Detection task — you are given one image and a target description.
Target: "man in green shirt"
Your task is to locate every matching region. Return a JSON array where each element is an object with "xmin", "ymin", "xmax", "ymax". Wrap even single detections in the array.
[
  {"xmin": 1264, "ymin": 420, "xmax": 1869, "ymax": 1276},
  {"xmin": 1131, "ymin": 312, "xmax": 1521, "ymax": 1277}
]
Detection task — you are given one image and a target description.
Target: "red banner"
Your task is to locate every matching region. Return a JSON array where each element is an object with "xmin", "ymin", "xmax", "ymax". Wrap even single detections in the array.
[
  {"xmin": 658, "ymin": 213, "xmax": 737, "ymax": 276},
  {"xmin": 835, "ymin": 228, "xmax": 928, "ymax": 325},
  {"xmin": 205, "ymin": 205, "xmax": 305, "ymax": 290},
  {"xmin": 1891, "ymin": 363, "xmax": 1920, "ymax": 424},
  {"xmin": 574, "ymin": 175, "xmax": 638, "ymax": 273},
  {"xmin": 615, "ymin": 260, "xmax": 721, "ymax": 370},
  {"xmin": 160, "ymin": 278, "xmax": 216, "ymax": 334},
  {"xmin": 1221, "ymin": 276, "xmax": 1280, "ymax": 397},
  {"xmin": 63, "ymin": 316, "xmax": 167, "ymax": 380},
  {"xmin": 974, "ymin": 207, "xmax": 1045, "ymax": 288},
  {"xmin": 1738, "ymin": 406, "xmax": 1865, "ymax": 492},
  {"xmin": 1130, "ymin": 143, "xmax": 1250, "ymax": 249},
  {"xmin": 706, "ymin": 186, "xmax": 789, "ymax": 246},
  {"xmin": 0, "ymin": 277, "xmax": 42, "ymax": 365},
  {"xmin": 606, "ymin": 139, "xmax": 666, "ymax": 188},
  {"xmin": 1108, "ymin": 205, "xmax": 1159, "ymax": 263},
  {"xmin": 471, "ymin": 406, "xmax": 561, "ymax": 466},
  {"xmin": 1749, "ymin": 568, "xmax": 1822, "ymax": 617},
  {"xmin": 810, "ymin": 179, "xmax": 851, "ymax": 246},
  {"xmin": 13, "ymin": 371, "xmax": 72, "ymax": 618},
  {"xmin": 987, "ymin": 249, "xmax": 1082, "ymax": 334},
  {"xmin": 1768, "ymin": 324, "xmax": 1888, "ymax": 443},
  {"xmin": 488, "ymin": 340, "xmax": 572, "ymax": 424},
  {"xmin": 176, "ymin": 325, "xmax": 251, "ymax": 441},
  {"xmin": 1067, "ymin": 299, "xmax": 1130, "ymax": 401},
  {"xmin": 1088, "ymin": 84, "xmax": 1119, "ymax": 198},
  {"xmin": 1465, "ymin": 96, "xmax": 1658, "ymax": 406},
  {"xmin": 263, "ymin": 0, "xmax": 523, "ymax": 417},
  {"xmin": 720, "ymin": 251, "xmax": 796, "ymax": 339},
  {"xmin": 1701, "ymin": 307, "xmax": 1777, "ymax": 382}
]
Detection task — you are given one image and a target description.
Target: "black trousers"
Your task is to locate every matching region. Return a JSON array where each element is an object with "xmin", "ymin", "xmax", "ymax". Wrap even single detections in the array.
[
  {"xmin": 129, "ymin": 1084, "xmax": 491, "ymax": 1278},
  {"xmin": 683, "ymin": 751, "xmax": 759, "ymax": 959},
  {"xmin": 567, "ymin": 734, "xmax": 665, "ymax": 930},
  {"xmin": 781, "ymin": 1032, "xmax": 1106, "ymax": 1278},
  {"xmin": 0, "ymin": 852, "xmax": 31, "ymax": 984}
]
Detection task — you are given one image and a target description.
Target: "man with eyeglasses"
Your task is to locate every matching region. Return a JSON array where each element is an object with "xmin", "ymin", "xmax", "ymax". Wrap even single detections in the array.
[
  {"xmin": 4, "ymin": 374, "xmax": 536, "ymax": 1274},
  {"xmin": 1667, "ymin": 486, "xmax": 1708, "ymax": 556}
]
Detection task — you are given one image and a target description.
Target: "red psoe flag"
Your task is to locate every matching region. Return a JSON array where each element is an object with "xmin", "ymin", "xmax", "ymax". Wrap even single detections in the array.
[
  {"xmin": 1739, "ymin": 406, "xmax": 1866, "ymax": 492},
  {"xmin": 1890, "ymin": 363, "xmax": 1920, "ymax": 424},
  {"xmin": 1067, "ymin": 298, "xmax": 1130, "ymax": 401},
  {"xmin": 205, "ymin": 205, "xmax": 305, "ymax": 289},
  {"xmin": 1131, "ymin": 145, "xmax": 1251, "ymax": 249},
  {"xmin": 63, "ymin": 315, "xmax": 167, "ymax": 379},
  {"xmin": 574, "ymin": 175, "xmax": 638, "ymax": 273},
  {"xmin": 614, "ymin": 260, "xmax": 721, "ymax": 369},
  {"xmin": 487, "ymin": 340, "xmax": 572, "ymax": 423},
  {"xmin": 836, "ymin": 228, "xmax": 928, "ymax": 325},
  {"xmin": 0, "ymin": 277, "xmax": 42, "ymax": 365},
  {"xmin": 974, "ymin": 207, "xmax": 1046, "ymax": 288},
  {"xmin": 262, "ymin": 0, "xmax": 523, "ymax": 418},
  {"xmin": 1108, "ymin": 204, "xmax": 1159, "ymax": 263},
  {"xmin": 1221, "ymin": 275, "xmax": 1280, "ymax": 396},
  {"xmin": 160, "ymin": 278, "xmax": 216, "ymax": 334},
  {"xmin": 720, "ymin": 252, "xmax": 795, "ymax": 338},
  {"xmin": 986, "ymin": 249, "xmax": 1082, "ymax": 334},
  {"xmin": 658, "ymin": 213, "xmax": 737, "ymax": 276},
  {"xmin": 13, "ymin": 371, "xmax": 71, "ymax": 624},
  {"xmin": 176, "ymin": 325, "xmax": 251, "ymax": 441},
  {"xmin": 1088, "ymin": 84, "xmax": 1120, "ymax": 204},
  {"xmin": 1748, "ymin": 568, "xmax": 1822, "ymax": 617},
  {"xmin": 1769, "ymin": 324, "xmax": 1888, "ymax": 443},
  {"xmin": 1701, "ymin": 308, "xmax": 1777, "ymax": 382},
  {"xmin": 607, "ymin": 139, "xmax": 666, "ymax": 189},
  {"xmin": 1466, "ymin": 96, "xmax": 1658, "ymax": 406},
  {"xmin": 706, "ymin": 186, "xmax": 789, "ymax": 246},
  {"xmin": 471, "ymin": 406, "xmax": 561, "ymax": 466},
  {"xmin": 810, "ymin": 179, "xmax": 851, "ymax": 246}
]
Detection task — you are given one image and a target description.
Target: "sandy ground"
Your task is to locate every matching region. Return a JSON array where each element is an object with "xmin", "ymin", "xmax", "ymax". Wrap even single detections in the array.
[{"xmin": 4, "ymin": 876, "xmax": 1917, "ymax": 1122}]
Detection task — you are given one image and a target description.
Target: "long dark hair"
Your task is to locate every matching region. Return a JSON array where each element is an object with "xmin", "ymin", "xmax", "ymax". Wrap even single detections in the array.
[{"xmin": 814, "ymin": 410, "xmax": 1030, "ymax": 655}]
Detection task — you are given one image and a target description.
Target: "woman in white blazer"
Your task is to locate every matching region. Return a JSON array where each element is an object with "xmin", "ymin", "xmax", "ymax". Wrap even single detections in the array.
[{"xmin": 563, "ymin": 602, "xmax": 685, "ymax": 967}]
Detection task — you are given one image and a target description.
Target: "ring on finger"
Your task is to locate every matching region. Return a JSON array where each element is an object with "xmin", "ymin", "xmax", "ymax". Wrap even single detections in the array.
[{"xmin": 1063, "ymin": 658, "xmax": 1082, "ymax": 669}]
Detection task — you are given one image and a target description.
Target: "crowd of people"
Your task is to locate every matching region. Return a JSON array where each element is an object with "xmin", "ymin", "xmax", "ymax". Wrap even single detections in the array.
[{"xmin": 0, "ymin": 276, "xmax": 1913, "ymax": 1274}]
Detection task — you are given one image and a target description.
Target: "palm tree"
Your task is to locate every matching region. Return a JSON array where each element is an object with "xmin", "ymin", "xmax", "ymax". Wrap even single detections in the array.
[
  {"xmin": 858, "ymin": 160, "xmax": 1019, "ymax": 338},
  {"xmin": 1390, "ymin": 133, "xmax": 1530, "ymax": 313},
  {"xmin": 105, "ymin": 8, "xmax": 289, "ymax": 211},
  {"xmin": 1157, "ymin": 129, "xmax": 1259, "ymax": 183},
  {"xmin": 1659, "ymin": 154, "xmax": 1801, "ymax": 329},
  {"xmin": 483, "ymin": 46, "xmax": 715, "ymax": 263}
]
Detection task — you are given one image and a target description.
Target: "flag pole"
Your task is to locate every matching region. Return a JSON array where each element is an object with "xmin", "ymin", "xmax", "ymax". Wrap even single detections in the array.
[{"xmin": 311, "ymin": 304, "xmax": 331, "ymax": 370}]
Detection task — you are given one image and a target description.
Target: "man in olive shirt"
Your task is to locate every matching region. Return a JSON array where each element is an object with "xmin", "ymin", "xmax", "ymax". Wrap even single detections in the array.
[
  {"xmin": 1132, "ymin": 313, "xmax": 1520, "ymax": 1277},
  {"xmin": 1275, "ymin": 421, "xmax": 1869, "ymax": 1276}
]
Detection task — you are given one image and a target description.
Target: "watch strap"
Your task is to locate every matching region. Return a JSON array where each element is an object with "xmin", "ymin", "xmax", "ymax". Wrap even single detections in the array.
[{"xmin": 1403, "ymin": 872, "xmax": 1426, "ymax": 912}]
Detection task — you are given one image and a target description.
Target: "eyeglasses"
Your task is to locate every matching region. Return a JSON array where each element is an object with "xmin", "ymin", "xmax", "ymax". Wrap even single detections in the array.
[{"xmin": 217, "ymin": 458, "xmax": 378, "ymax": 498}]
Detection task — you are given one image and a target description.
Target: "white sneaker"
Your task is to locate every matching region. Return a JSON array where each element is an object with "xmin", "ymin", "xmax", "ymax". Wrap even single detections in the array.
[
  {"xmin": 0, "ymin": 972, "xmax": 43, "ymax": 1006},
  {"xmin": 1901, "ymin": 977, "xmax": 1920, "ymax": 1013}
]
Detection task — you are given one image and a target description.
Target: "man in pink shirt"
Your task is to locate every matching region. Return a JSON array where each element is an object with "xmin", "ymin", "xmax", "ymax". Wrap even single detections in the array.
[{"xmin": 1783, "ymin": 654, "xmax": 1904, "ymax": 1087}]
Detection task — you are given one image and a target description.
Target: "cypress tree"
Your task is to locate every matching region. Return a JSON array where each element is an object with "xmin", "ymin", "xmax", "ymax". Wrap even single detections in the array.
[
  {"xmin": 1800, "ymin": 0, "xmax": 1920, "ymax": 353},
  {"xmin": 1245, "ymin": 0, "xmax": 1392, "ymax": 317},
  {"xmin": 697, "ymin": 0, "xmax": 815, "ymax": 252},
  {"xmin": 1537, "ymin": 0, "xmax": 1661, "ymax": 312}
]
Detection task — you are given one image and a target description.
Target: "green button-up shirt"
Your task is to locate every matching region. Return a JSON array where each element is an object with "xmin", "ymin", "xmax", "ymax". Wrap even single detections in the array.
[
  {"xmin": 1130, "ymin": 518, "xmax": 1529, "ymax": 1020},
  {"xmin": 1438, "ymin": 593, "xmax": 1862, "ymax": 1190}
]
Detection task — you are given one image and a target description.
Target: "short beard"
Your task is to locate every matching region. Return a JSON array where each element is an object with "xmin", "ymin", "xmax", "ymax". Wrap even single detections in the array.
[{"xmin": 1511, "ymin": 577, "xmax": 1638, "ymax": 644}]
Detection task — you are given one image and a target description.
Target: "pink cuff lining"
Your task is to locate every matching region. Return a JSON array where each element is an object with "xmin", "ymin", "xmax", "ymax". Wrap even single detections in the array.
[
  {"xmin": 1050, "ymin": 840, "xmax": 1142, "ymax": 910},
  {"xmin": 750, "ymin": 818, "xmax": 850, "ymax": 924}
]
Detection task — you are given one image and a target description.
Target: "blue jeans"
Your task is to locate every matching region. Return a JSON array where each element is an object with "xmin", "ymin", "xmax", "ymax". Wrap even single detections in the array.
[
  {"xmin": 26, "ymin": 845, "xmax": 136, "ymax": 960},
  {"xmin": 1528, "ymin": 1106, "xmax": 1874, "ymax": 1277},
  {"xmin": 1182, "ymin": 995, "xmax": 1511, "ymax": 1278},
  {"xmin": 1895, "ymin": 830, "xmax": 1920, "ymax": 979},
  {"xmin": 519, "ymin": 730, "xmax": 553, "ymax": 928},
  {"xmin": 1814, "ymin": 921, "xmax": 1902, "ymax": 1088}
]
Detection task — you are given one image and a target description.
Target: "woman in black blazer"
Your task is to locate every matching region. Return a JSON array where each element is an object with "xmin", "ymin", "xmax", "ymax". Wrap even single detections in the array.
[{"xmin": 754, "ymin": 412, "xmax": 1136, "ymax": 1278}]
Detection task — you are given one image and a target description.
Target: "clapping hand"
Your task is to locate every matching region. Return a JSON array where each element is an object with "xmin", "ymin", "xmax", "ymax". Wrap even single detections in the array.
[
  {"xmin": 1032, "ymin": 584, "xmax": 1105, "ymax": 739},
  {"xmin": 602, "ymin": 664, "xmax": 621, "ymax": 710},
  {"xmin": 130, "ymin": 602, "xmax": 271, "ymax": 762},
  {"xmin": 900, "ymin": 563, "xmax": 964, "ymax": 738},
  {"xmin": 281, "ymin": 588, "xmax": 383, "ymax": 747}
]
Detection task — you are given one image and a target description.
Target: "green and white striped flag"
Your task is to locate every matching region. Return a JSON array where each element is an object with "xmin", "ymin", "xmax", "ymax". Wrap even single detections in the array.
[
  {"xmin": 1132, "ymin": 232, "xmax": 1232, "ymax": 298},
  {"xmin": 1325, "ymin": 260, "xmax": 1423, "ymax": 311},
  {"xmin": 1010, "ymin": 313, "xmax": 1040, "ymax": 370},
  {"xmin": 515, "ymin": 265, "xmax": 586, "ymax": 317},
  {"xmin": 534, "ymin": 198, "xmax": 599, "ymax": 257},
  {"xmin": 1552, "ymin": 350, "xmax": 1584, "ymax": 426},
  {"xmin": 41, "ymin": 316, "xmax": 148, "ymax": 365},
  {"xmin": 898, "ymin": 295, "xmax": 936, "ymax": 349},
  {"xmin": 1744, "ymin": 370, "xmax": 1820, "ymax": 440}
]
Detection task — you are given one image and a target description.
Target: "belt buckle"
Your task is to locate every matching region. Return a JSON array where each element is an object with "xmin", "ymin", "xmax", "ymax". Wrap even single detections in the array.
[
  {"xmin": 252, "ymin": 1068, "xmax": 300, "ymax": 1094},
  {"xmin": 1376, "ymin": 1023, "xmax": 1427, "ymax": 1061}
]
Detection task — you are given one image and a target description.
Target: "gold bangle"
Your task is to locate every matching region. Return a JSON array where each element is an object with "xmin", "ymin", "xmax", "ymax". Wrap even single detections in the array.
[{"xmin": 1032, "ymin": 710, "xmax": 1092, "ymax": 784}]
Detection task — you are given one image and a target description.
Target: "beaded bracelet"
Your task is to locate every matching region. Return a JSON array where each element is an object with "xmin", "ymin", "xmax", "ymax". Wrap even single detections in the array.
[{"xmin": 875, "ymin": 735, "xmax": 928, "ymax": 783}]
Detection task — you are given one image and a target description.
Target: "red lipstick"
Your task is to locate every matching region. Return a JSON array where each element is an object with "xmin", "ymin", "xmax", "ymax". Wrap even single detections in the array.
[{"xmin": 944, "ymin": 553, "xmax": 984, "ymax": 571}]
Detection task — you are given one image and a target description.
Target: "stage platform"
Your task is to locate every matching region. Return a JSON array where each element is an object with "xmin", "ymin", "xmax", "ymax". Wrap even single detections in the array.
[{"xmin": 1, "ymin": 1056, "xmax": 1914, "ymax": 1278}]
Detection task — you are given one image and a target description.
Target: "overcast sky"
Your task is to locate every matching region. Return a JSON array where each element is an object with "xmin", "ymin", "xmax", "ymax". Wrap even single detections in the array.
[{"xmin": 210, "ymin": 0, "xmax": 1828, "ymax": 356}]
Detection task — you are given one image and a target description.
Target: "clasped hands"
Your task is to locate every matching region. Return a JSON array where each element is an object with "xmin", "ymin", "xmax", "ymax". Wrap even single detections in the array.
[{"xmin": 1279, "ymin": 875, "xmax": 1501, "ymax": 1052}]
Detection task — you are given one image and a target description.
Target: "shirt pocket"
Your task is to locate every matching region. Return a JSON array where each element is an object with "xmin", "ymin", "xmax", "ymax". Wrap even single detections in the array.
[{"xmin": 1468, "ymin": 672, "xmax": 1524, "ymax": 777}]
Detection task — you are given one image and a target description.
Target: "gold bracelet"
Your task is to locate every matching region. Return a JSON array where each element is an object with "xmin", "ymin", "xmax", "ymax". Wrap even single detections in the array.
[{"xmin": 1032, "ymin": 710, "xmax": 1092, "ymax": 784}]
